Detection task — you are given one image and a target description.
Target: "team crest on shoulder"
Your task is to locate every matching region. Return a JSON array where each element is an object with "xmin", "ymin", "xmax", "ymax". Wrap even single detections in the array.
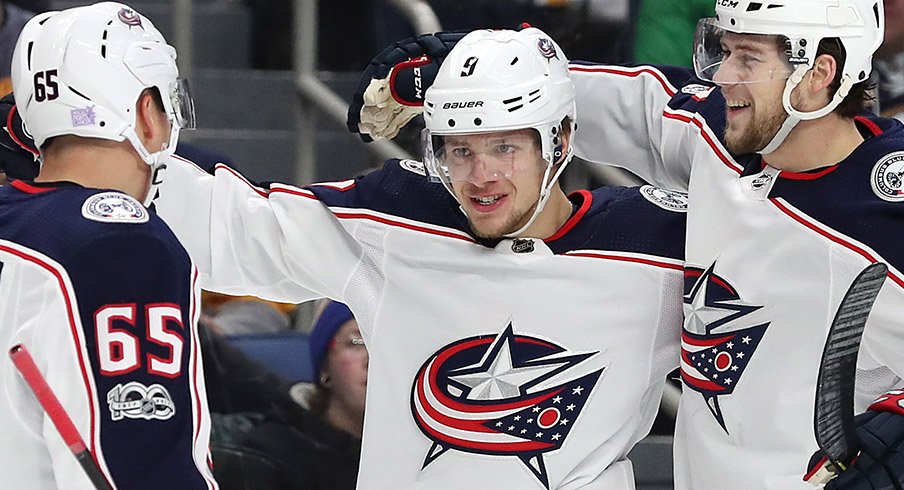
[
  {"xmin": 81, "ymin": 192, "xmax": 148, "ymax": 223},
  {"xmin": 681, "ymin": 84, "xmax": 716, "ymax": 100},
  {"xmin": 871, "ymin": 151, "xmax": 904, "ymax": 202},
  {"xmin": 640, "ymin": 185, "xmax": 688, "ymax": 212},
  {"xmin": 399, "ymin": 159, "xmax": 427, "ymax": 176}
]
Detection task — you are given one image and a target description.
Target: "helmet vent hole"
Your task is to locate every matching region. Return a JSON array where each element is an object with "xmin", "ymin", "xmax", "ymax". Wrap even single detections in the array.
[
  {"xmin": 503, "ymin": 96, "xmax": 523, "ymax": 112},
  {"xmin": 38, "ymin": 17, "xmax": 50, "ymax": 26},
  {"xmin": 99, "ymin": 121, "xmax": 106, "ymax": 127},
  {"xmin": 26, "ymin": 42, "xmax": 33, "ymax": 70},
  {"xmin": 746, "ymin": 2, "xmax": 762, "ymax": 11},
  {"xmin": 101, "ymin": 45, "xmax": 107, "ymax": 58},
  {"xmin": 859, "ymin": 70, "xmax": 866, "ymax": 80},
  {"xmin": 474, "ymin": 118, "xmax": 482, "ymax": 126},
  {"xmin": 510, "ymin": 57, "xmax": 519, "ymax": 65},
  {"xmin": 447, "ymin": 119, "xmax": 455, "ymax": 127},
  {"xmin": 102, "ymin": 30, "xmax": 108, "ymax": 40},
  {"xmin": 730, "ymin": 18, "xmax": 736, "ymax": 26}
]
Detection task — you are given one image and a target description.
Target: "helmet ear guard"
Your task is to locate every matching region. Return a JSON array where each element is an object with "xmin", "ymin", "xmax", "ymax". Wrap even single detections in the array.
[{"xmin": 11, "ymin": 2, "xmax": 193, "ymax": 204}]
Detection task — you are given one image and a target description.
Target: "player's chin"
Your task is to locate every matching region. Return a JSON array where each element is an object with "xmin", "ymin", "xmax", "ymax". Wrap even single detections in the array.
[{"xmin": 469, "ymin": 217, "xmax": 514, "ymax": 240}]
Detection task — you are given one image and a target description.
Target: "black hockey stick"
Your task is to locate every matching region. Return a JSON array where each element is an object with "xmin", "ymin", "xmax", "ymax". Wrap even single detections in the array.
[
  {"xmin": 9, "ymin": 344, "xmax": 113, "ymax": 490},
  {"xmin": 807, "ymin": 262, "xmax": 889, "ymax": 486}
]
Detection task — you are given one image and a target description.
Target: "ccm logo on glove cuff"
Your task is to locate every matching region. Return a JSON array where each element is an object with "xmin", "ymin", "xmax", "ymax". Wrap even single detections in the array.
[{"xmin": 870, "ymin": 389, "xmax": 904, "ymax": 416}]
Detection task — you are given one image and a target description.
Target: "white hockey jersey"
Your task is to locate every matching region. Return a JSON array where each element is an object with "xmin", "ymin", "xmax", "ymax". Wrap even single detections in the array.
[
  {"xmin": 0, "ymin": 181, "xmax": 217, "ymax": 489},
  {"xmin": 568, "ymin": 62, "xmax": 904, "ymax": 489},
  {"xmin": 155, "ymin": 155, "xmax": 688, "ymax": 489}
]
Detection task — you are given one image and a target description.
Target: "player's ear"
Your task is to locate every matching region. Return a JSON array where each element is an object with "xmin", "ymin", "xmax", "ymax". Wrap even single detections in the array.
[
  {"xmin": 806, "ymin": 54, "xmax": 837, "ymax": 98},
  {"xmin": 555, "ymin": 117, "xmax": 572, "ymax": 166},
  {"xmin": 134, "ymin": 89, "xmax": 168, "ymax": 150}
]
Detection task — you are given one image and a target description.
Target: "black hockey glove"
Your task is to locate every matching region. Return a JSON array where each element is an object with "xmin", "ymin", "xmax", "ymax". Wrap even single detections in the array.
[
  {"xmin": 805, "ymin": 390, "xmax": 904, "ymax": 489},
  {"xmin": 346, "ymin": 31, "xmax": 466, "ymax": 142},
  {"xmin": 0, "ymin": 93, "xmax": 39, "ymax": 181}
]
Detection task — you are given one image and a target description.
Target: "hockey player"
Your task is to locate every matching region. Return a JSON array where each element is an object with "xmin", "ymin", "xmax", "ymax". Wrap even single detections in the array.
[
  {"xmin": 144, "ymin": 27, "xmax": 687, "ymax": 488},
  {"xmin": 346, "ymin": 1, "xmax": 904, "ymax": 489},
  {"xmin": 0, "ymin": 3, "xmax": 216, "ymax": 489}
]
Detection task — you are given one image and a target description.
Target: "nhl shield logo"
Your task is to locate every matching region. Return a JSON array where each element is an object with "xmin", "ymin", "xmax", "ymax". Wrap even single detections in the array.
[
  {"xmin": 82, "ymin": 192, "xmax": 148, "ymax": 224},
  {"xmin": 411, "ymin": 321, "xmax": 605, "ymax": 489},
  {"xmin": 871, "ymin": 151, "xmax": 904, "ymax": 202}
]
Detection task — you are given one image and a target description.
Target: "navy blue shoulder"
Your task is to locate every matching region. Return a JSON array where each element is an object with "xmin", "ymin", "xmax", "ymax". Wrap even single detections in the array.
[
  {"xmin": 0, "ymin": 183, "xmax": 185, "ymax": 264},
  {"xmin": 547, "ymin": 185, "xmax": 687, "ymax": 261},
  {"xmin": 773, "ymin": 117, "xmax": 904, "ymax": 272},
  {"xmin": 304, "ymin": 158, "xmax": 472, "ymax": 234}
]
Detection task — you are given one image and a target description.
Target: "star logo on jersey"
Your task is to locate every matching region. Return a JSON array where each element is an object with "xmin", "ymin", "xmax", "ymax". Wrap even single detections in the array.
[
  {"xmin": 681, "ymin": 263, "xmax": 769, "ymax": 432},
  {"xmin": 411, "ymin": 321, "xmax": 605, "ymax": 489}
]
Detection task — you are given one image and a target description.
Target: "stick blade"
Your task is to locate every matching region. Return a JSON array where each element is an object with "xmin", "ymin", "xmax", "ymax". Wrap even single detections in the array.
[{"xmin": 814, "ymin": 262, "xmax": 888, "ymax": 467}]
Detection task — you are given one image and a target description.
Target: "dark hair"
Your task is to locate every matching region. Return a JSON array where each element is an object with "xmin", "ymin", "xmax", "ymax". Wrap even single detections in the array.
[{"xmin": 814, "ymin": 38, "xmax": 875, "ymax": 118}]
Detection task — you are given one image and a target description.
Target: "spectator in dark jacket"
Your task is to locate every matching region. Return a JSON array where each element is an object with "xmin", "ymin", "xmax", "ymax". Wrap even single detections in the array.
[{"xmin": 238, "ymin": 301, "xmax": 366, "ymax": 490}]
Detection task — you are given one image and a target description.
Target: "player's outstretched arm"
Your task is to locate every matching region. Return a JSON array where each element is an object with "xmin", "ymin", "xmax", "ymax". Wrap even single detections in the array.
[
  {"xmin": 346, "ymin": 32, "xmax": 465, "ymax": 141},
  {"xmin": 805, "ymin": 390, "xmax": 904, "ymax": 489}
]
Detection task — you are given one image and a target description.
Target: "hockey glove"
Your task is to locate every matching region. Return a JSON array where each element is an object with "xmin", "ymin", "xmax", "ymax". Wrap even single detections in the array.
[
  {"xmin": 0, "ymin": 93, "xmax": 39, "ymax": 181},
  {"xmin": 805, "ymin": 389, "xmax": 904, "ymax": 489},
  {"xmin": 346, "ymin": 31, "xmax": 466, "ymax": 142}
]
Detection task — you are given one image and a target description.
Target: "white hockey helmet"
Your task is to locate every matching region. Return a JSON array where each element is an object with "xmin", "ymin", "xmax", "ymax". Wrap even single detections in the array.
[
  {"xmin": 422, "ymin": 27, "xmax": 577, "ymax": 237},
  {"xmin": 693, "ymin": 0, "xmax": 884, "ymax": 154},
  {"xmin": 11, "ymin": 2, "xmax": 194, "ymax": 201}
]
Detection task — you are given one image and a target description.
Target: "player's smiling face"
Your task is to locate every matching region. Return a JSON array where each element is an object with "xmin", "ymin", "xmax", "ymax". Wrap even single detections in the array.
[
  {"xmin": 444, "ymin": 129, "xmax": 547, "ymax": 239},
  {"xmin": 714, "ymin": 33, "xmax": 793, "ymax": 154}
]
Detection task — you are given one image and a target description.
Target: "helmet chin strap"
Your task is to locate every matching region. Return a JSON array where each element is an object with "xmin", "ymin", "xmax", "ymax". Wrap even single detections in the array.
[
  {"xmin": 502, "ymin": 145, "xmax": 573, "ymax": 239},
  {"xmin": 758, "ymin": 65, "xmax": 854, "ymax": 155},
  {"xmin": 123, "ymin": 124, "xmax": 180, "ymax": 206}
]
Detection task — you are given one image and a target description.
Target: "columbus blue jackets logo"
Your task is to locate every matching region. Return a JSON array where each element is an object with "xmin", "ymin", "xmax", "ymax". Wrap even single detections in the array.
[
  {"xmin": 640, "ymin": 185, "xmax": 688, "ymax": 212},
  {"xmin": 117, "ymin": 7, "xmax": 144, "ymax": 29},
  {"xmin": 82, "ymin": 192, "xmax": 148, "ymax": 224},
  {"xmin": 871, "ymin": 151, "xmax": 904, "ymax": 202},
  {"xmin": 411, "ymin": 322, "xmax": 605, "ymax": 489},
  {"xmin": 681, "ymin": 263, "xmax": 769, "ymax": 432},
  {"xmin": 537, "ymin": 38, "xmax": 558, "ymax": 60}
]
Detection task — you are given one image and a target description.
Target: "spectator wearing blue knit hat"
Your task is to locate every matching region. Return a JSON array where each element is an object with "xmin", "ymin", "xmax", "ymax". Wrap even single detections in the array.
[
  {"xmin": 306, "ymin": 300, "xmax": 368, "ymax": 439},
  {"xmin": 237, "ymin": 300, "xmax": 366, "ymax": 490}
]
